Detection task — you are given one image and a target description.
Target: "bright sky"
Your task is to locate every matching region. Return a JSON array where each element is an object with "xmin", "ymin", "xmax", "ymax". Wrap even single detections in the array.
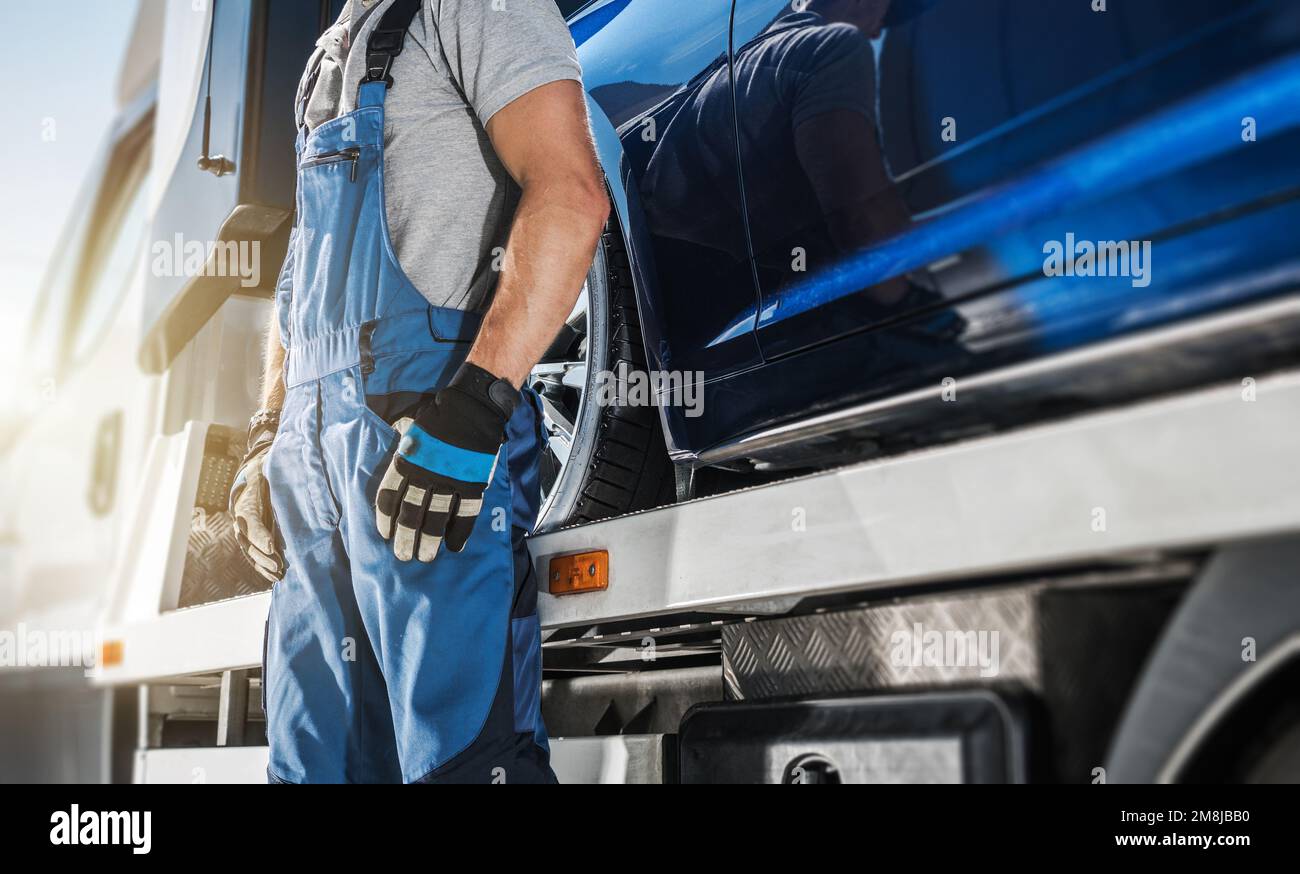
[{"xmin": 0, "ymin": 3, "xmax": 138, "ymax": 383}]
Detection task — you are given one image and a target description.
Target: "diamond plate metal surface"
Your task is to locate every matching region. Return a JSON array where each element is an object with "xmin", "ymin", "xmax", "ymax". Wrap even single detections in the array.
[
  {"xmin": 723, "ymin": 586, "xmax": 1041, "ymax": 699},
  {"xmin": 176, "ymin": 428, "xmax": 270, "ymax": 610}
]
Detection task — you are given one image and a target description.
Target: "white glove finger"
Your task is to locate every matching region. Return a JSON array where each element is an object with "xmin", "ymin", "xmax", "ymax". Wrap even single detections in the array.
[
  {"xmin": 251, "ymin": 560, "xmax": 283, "ymax": 584},
  {"xmin": 241, "ymin": 514, "xmax": 278, "ymax": 558},
  {"xmin": 393, "ymin": 484, "xmax": 430, "ymax": 562},
  {"xmin": 417, "ymin": 527, "xmax": 442, "ymax": 563},
  {"xmin": 376, "ymin": 463, "xmax": 407, "ymax": 540},
  {"xmin": 248, "ymin": 542, "xmax": 283, "ymax": 571}
]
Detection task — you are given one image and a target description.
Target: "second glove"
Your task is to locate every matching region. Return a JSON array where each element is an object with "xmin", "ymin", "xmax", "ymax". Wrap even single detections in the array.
[
  {"xmin": 230, "ymin": 409, "xmax": 286, "ymax": 583},
  {"xmin": 375, "ymin": 362, "xmax": 519, "ymax": 562}
]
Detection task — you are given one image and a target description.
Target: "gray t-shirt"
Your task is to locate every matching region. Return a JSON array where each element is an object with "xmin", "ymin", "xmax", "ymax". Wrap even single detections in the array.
[{"xmin": 295, "ymin": 0, "xmax": 583, "ymax": 311}]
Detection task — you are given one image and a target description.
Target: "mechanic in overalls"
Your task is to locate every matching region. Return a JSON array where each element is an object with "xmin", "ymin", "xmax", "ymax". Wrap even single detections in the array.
[{"xmin": 228, "ymin": 0, "xmax": 607, "ymax": 783}]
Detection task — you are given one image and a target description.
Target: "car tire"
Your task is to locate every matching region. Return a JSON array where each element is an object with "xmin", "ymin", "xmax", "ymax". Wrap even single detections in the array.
[{"xmin": 530, "ymin": 223, "xmax": 675, "ymax": 531}]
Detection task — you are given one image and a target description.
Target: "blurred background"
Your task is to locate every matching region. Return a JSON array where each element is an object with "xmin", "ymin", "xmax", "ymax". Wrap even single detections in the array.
[
  {"xmin": 1, "ymin": 1, "xmax": 161, "ymax": 784},
  {"xmin": 0, "ymin": 3, "xmax": 138, "ymax": 431}
]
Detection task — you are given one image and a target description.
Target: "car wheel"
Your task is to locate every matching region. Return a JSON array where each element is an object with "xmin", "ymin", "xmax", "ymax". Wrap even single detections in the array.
[{"xmin": 529, "ymin": 224, "xmax": 674, "ymax": 531}]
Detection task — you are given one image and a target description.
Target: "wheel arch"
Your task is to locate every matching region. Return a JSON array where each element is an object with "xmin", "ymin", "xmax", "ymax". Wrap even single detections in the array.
[
  {"xmin": 1158, "ymin": 634, "xmax": 1300, "ymax": 782},
  {"xmin": 1105, "ymin": 536, "xmax": 1300, "ymax": 782},
  {"xmin": 584, "ymin": 94, "xmax": 683, "ymax": 457}
]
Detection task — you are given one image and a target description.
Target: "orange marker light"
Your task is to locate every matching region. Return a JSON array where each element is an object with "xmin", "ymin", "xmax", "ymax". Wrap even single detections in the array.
[
  {"xmin": 548, "ymin": 550, "xmax": 609, "ymax": 595},
  {"xmin": 101, "ymin": 640, "xmax": 124, "ymax": 668}
]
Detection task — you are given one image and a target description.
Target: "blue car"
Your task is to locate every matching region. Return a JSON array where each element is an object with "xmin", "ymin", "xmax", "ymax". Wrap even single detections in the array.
[
  {"xmin": 526, "ymin": 0, "xmax": 1300, "ymax": 528},
  {"xmin": 129, "ymin": 0, "xmax": 1300, "ymax": 534}
]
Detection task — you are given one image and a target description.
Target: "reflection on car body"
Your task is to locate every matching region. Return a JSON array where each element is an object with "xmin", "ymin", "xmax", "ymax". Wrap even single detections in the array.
[{"xmin": 577, "ymin": 0, "xmax": 1300, "ymax": 469}]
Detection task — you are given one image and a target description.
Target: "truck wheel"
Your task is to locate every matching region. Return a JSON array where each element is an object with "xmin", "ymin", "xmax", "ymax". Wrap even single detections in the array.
[
  {"xmin": 1106, "ymin": 537, "xmax": 1300, "ymax": 782},
  {"xmin": 529, "ymin": 224, "xmax": 674, "ymax": 531},
  {"xmin": 1240, "ymin": 708, "xmax": 1300, "ymax": 783}
]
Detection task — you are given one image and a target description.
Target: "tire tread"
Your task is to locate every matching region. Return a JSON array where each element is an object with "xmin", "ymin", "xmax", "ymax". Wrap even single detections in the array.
[{"xmin": 565, "ymin": 228, "xmax": 675, "ymax": 526}]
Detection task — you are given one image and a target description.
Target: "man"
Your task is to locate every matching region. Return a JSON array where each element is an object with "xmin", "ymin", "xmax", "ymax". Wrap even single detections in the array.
[{"xmin": 228, "ymin": 0, "xmax": 608, "ymax": 783}]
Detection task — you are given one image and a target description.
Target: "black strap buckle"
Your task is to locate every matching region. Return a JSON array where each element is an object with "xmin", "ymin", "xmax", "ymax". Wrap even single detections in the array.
[
  {"xmin": 358, "ymin": 0, "xmax": 422, "ymax": 90},
  {"xmin": 369, "ymin": 28, "xmax": 405, "ymax": 54},
  {"xmin": 362, "ymin": 52, "xmax": 395, "ymax": 88}
]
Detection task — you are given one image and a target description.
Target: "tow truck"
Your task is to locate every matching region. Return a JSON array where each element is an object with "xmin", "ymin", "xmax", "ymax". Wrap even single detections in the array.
[
  {"xmin": 96, "ymin": 330, "xmax": 1300, "ymax": 782},
  {"xmin": 9, "ymin": 0, "xmax": 1299, "ymax": 783}
]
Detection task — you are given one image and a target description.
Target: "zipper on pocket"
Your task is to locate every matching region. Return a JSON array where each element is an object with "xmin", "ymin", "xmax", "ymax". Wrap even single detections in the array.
[{"xmin": 301, "ymin": 146, "xmax": 361, "ymax": 182}]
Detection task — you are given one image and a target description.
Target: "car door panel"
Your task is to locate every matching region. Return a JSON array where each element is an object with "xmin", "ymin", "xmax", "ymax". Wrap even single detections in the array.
[{"xmin": 704, "ymin": 0, "xmax": 1300, "ymax": 459}]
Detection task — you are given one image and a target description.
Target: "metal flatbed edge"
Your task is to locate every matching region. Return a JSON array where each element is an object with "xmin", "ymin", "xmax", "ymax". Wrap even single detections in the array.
[
  {"xmin": 533, "ymin": 369, "xmax": 1300, "ymax": 627},
  {"xmin": 95, "ymin": 369, "xmax": 1300, "ymax": 685},
  {"xmin": 96, "ymin": 590, "xmax": 269, "ymax": 684}
]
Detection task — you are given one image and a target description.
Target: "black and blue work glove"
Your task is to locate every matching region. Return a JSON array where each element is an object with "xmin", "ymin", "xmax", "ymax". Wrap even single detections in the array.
[{"xmin": 375, "ymin": 362, "xmax": 519, "ymax": 562}]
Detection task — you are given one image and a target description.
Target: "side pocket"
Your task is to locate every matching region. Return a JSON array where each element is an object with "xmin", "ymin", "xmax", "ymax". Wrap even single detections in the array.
[
  {"xmin": 260, "ymin": 618, "xmax": 270, "ymax": 718},
  {"xmin": 275, "ymin": 226, "xmax": 298, "ymax": 348},
  {"xmin": 526, "ymin": 387, "xmax": 548, "ymax": 450},
  {"xmin": 510, "ymin": 613, "xmax": 542, "ymax": 734},
  {"xmin": 506, "ymin": 389, "xmax": 547, "ymax": 533}
]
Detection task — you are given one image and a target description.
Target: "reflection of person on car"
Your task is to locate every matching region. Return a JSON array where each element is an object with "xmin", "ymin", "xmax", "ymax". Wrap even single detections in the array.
[
  {"xmin": 640, "ymin": 0, "xmax": 954, "ymax": 329},
  {"xmin": 738, "ymin": 1, "xmax": 916, "ymax": 306}
]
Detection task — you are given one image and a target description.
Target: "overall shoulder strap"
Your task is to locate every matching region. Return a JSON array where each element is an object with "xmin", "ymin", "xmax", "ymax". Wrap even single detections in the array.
[
  {"xmin": 295, "ymin": 47, "xmax": 326, "ymax": 131},
  {"xmin": 360, "ymin": 0, "xmax": 423, "ymax": 88}
]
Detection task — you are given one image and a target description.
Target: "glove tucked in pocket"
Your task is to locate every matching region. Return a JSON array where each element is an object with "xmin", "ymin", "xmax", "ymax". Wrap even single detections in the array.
[{"xmin": 375, "ymin": 362, "xmax": 518, "ymax": 562}]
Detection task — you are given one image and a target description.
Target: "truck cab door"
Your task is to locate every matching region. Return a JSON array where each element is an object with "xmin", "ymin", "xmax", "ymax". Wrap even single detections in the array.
[{"xmin": 140, "ymin": 0, "xmax": 329, "ymax": 375}]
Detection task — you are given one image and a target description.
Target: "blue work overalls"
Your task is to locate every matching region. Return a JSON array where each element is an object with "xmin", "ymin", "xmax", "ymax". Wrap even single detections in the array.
[{"xmin": 261, "ymin": 19, "xmax": 553, "ymax": 783}]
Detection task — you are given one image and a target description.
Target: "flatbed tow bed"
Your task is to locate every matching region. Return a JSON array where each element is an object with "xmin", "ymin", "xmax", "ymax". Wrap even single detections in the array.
[{"xmin": 95, "ymin": 367, "xmax": 1300, "ymax": 782}]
